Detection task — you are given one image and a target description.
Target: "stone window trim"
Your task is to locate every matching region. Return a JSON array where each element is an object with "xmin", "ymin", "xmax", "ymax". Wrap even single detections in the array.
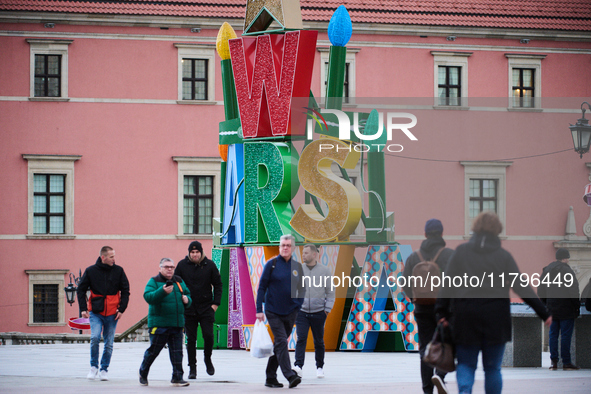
[
  {"xmin": 173, "ymin": 156, "xmax": 221, "ymax": 239},
  {"xmin": 461, "ymin": 161, "xmax": 512, "ymax": 238},
  {"xmin": 174, "ymin": 43, "xmax": 216, "ymax": 104},
  {"xmin": 505, "ymin": 53, "xmax": 546, "ymax": 110},
  {"xmin": 27, "ymin": 39, "xmax": 73, "ymax": 101},
  {"xmin": 23, "ymin": 154, "xmax": 81, "ymax": 239},
  {"xmin": 26, "ymin": 269, "xmax": 69, "ymax": 326},
  {"xmin": 431, "ymin": 51, "xmax": 472, "ymax": 108},
  {"xmin": 318, "ymin": 47, "xmax": 360, "ymax": 100}
]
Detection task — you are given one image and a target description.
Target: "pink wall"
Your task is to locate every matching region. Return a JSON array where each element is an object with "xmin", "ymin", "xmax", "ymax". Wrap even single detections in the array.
[{"xmin": 1, "ymin": 18, "xmax": 591, "ymax": 334}]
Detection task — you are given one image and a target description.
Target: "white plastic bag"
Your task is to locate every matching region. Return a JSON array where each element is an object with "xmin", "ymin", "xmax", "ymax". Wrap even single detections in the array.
[{"xmin": 251, "ymin": 320, "xmax": 274, "ymax": 358}]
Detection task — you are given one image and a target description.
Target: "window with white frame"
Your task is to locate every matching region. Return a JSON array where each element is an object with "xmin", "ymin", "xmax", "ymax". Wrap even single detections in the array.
[
  {"xmin": 23, "ymin": 155, "xmax": 81, "ymax": 238},
  {"xmin": 431, "ymin": 51, "xmax": 472, "ymax": 107},
  {"xmin": 173, "ymin": 157, "xmax": 221, "ymax": 238},
  {"xmin": 505, "ymin": 54, "xmax": 545, "ymax": 109},
  {"xmin": 26, "ymin": 270, "xmax": 69, "ymax": 326},
  {"xmin": 318, "ymin": 47, "xmax": 359, "ymax": 101},
  {"xmin": 27, "ymin": 39, "xmax": 72, "ymax": 101},
  {"xmin": 461, "ymin": 161, "xmax": 512, "ymax": 237},
  {"xmin": 174, "ymin": 44, "xmax": 216, "ymax": 104}
]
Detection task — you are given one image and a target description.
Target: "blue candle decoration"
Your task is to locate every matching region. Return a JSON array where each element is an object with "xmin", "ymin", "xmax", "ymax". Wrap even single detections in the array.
[{"xmin": 328, "ymin": 5, "xmax": 352, "ymax": 47}]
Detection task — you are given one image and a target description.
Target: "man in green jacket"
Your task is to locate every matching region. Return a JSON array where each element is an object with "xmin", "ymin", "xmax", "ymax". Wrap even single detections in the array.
[{"xmin": 139, "ymin": 258, "xmax": 192, "ymax": 387}]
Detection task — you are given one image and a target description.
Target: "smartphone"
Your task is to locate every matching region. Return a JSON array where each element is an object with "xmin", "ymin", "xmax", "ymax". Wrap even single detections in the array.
[{"xmin": 166, "ymin": 280, "xmax": 173, "ymax": 287}]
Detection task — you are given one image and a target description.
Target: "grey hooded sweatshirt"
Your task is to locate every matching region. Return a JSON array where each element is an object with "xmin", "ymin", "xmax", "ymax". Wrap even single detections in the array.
[{"xmin": 300, "ymin": 262, "xmax": 335, "ymax": 313}]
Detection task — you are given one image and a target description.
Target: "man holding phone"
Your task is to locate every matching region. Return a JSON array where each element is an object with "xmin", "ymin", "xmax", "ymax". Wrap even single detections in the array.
[{"xmin": 139, "ymin": 258, "xmax": 192, "ymax": 387}]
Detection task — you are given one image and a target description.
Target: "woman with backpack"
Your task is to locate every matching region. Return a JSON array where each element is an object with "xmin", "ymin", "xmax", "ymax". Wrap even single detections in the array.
[{"xmin": 435, "ymin": 212, "xmax": 552, "ymax": 394}]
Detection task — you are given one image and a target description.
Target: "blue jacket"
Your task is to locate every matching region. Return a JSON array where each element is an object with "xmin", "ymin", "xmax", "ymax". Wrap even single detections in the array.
[{"xmin": 256, "ymin": 255, "xmax": 305, "ymax": 315}]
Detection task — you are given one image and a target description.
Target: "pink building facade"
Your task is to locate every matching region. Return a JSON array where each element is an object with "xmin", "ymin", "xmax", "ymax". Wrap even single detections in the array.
[{"xmin": 1, "ymin": 0, "xmax": 591, "ymax": 335}]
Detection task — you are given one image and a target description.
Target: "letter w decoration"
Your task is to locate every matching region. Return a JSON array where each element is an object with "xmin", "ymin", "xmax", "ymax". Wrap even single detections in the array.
[{"xmin": 228, "ymin": 31, "xmax": 317, "ymax": 138}]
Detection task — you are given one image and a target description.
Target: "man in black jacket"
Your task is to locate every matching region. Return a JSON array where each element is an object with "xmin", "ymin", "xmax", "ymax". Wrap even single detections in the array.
[
  {"xmin": 77, "ymin": 246, "xmax": 130, "ymax": 381},
  {"xmin": 402, "ymin": 219, "xmax": 454, "ymax": 394},
  {"xmin": 538, "ymin": 248, "xmax": 581, "ymax": 370},
  {"xmin": 174, "ymin": 241, "xmax": 222, "ymax": 379}
]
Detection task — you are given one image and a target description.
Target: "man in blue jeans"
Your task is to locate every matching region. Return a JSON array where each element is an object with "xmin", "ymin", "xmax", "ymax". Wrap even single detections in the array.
[
  {"xmin": 538, "ymin": 248, "xmax": 581, "ymax": 370},
  {"xmin": 77, "ymin": 246, "xmax": 130, "ymax": 381},
  {"xmin": 294, "ymin": 244, "xmax": 334, "ymax": 379},
  {"xmin": 256, "ymin": 235, "xmax": 305, "ymax": 389}
]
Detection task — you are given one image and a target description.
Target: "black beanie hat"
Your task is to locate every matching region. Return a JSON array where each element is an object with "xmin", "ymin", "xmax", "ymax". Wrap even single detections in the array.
[
  {"xmin": 188, "ymin": 241, "xmax": 203, "ymax": 254},
  {"xmin": 555, "ymin": 248, "xmax": 570, "ymax": 261}
]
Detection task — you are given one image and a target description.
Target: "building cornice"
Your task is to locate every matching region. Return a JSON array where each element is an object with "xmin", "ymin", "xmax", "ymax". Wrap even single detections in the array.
[{"xmin": 2, "ymin": 11, "xmax": 591, "ymax": 42}]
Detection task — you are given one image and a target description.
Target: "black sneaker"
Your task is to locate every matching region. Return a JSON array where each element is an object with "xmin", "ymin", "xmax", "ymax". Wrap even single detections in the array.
[
  {"xmin": 563, "ymin": 363, "xmax": 581, "ymax": 371},
  {"xmin": 171, "ymin": 379, "xmax": 190, "ymax": 387},
  {"xmin": 188, "ymin": 367, "xmax": 196, "ymax": 379},
  {"xmin": 265, "ymin": 378, "xmax": 284, "ymax": 388},
  {"xmin": 205, "ymin": 357, "xmax": 215, "ymax": 376},
  {"xmin": 288, "ymin": 373, "xmax": 301, "ymax": 388},
  {"xmin": 549, "ymin": 360, "xmax": 558, "ymax": 370},
  {"xmin": 431, "ymin": 375, "xmax": 448, "ymax": 394},
  {"xmin": 138, "ymin": 371, "xmax": 148, "ymax": 386}
]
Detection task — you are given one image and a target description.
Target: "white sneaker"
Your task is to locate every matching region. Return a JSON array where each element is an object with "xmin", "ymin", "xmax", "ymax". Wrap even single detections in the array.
[
  {"xmin": 431, "ymin": 375, "xmax": 448, "ymax": 394},
  {"xmin": 317, "ymin": 368, "xmax": 324, "ymax": 378},
  {"xmin": 293, "ymin": 366, "xmax": 302, "ymax": 376},
  {"xmin": 87, "ymin": 366, "xmax": 98, "ymax": 380},
  {"xmin": 99, "ymin": 370, "xmax": 109, "ymax": 381}
]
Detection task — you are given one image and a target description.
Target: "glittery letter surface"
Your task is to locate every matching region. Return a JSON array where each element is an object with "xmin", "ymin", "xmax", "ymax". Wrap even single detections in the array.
[
  {"xmin": 244, "ymin": 142, "xmax": 298, "ymax": 243},
  {"xmin": 228, "ymin": 31, "xmax": 317, "ymax": 138},
  {"xmin": 290, "ymin": 139, "xmax": 362, "ymax": 242}
]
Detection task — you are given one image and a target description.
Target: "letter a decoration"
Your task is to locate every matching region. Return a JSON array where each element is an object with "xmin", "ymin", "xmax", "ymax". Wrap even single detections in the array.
[{"xmin": 340, "ymin": 245, "xmax": 419, "ymax": 351}]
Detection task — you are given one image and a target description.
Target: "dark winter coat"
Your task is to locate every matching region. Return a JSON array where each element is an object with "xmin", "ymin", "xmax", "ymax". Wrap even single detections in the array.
[
  {"xmin": 144, "ymin": 273, "xmax": 192, "ymax": 328},
  {"xmin": 174, "ymin": 256, "xmax": 222, "ymax": 315},
  {"xmin": 256, "ymin": 255, "xmax": 305, "ymax": 315},
  {"xmin": 435, "ymin": 233, "xmax": 550, "ymax": 346},
  {"xmin": 77, "ymin": 257, "xmax": 130, "ymax": 317},
  {"xmin": 537, "ymin": 261, "xmax": 580, "ymax": 320},
  {"xmin": 402, "ymin": 236, "xmax": 454, "ymax": 314}
]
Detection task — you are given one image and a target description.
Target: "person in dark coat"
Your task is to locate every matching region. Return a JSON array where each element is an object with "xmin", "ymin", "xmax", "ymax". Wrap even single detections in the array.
[
  {"xmin": 537, "ymin": 248, "xmax": 580, "ymax": 370},
  {"xmin": 403, "ymin": 218, "xmax": 454, "ymax": 394},
  {"xmin": 174, "ymin": 241, "xmax": 222, "ymax": 379},
  {"xmin": 435, "ymin": 212, "xmax": 551, "ymax": 394}
]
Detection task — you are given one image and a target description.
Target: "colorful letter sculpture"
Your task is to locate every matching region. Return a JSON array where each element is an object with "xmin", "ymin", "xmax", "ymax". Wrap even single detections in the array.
[
  {"xmin": 291, "ymin": 139, "xmax": 362, "ymax": 242},
  {"xmin": 227, "ymin": 248, "xmax": 256, "ymax": 349},
  {"xmin": 244, "ymin": 142, "xmax": 298, "ymax": 243},
  {"xmin": 228, "ymin": 31, "xmax": 317, "ymax": 138},
  {"xmin": 340, "ymin": 245, "xmax": 419, "ymax": 351},
  {"xmin": 223, "ymin": 144, "xmax": 245, "ymax": 245}
]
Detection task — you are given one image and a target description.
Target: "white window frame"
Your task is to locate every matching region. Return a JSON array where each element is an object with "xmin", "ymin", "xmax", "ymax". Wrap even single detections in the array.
[
  {"xmin": 27, "ymin": 39, "xmax": 73, "ymax": 101},
  {"xmin": 318, "ymin": 47, "xmax": 359, "ymax": 100},
  {"xmin": 26, "ymin": 269, "xmax": 69, "ymax": 326},
  {"xmin": 505, "ymin": 53, "xmax": 546, "ymax": 110},
  {"xmin": 173, "ymin": 156, "xmax": 222, "ymax": 239},
  {"xmin": 461, "ymin": 161, "xmax": 512, "ymax": 238},
  {"xmin": 431, "ymin": 51, "xmax": 472, "ymax": 108},
  {"xmin": 23, "ymin": 155, "xmax": 81, "ymax": 239},
  {"xmin": 174, "ymin": 44, "xmax": 216, "ymax": 104}
]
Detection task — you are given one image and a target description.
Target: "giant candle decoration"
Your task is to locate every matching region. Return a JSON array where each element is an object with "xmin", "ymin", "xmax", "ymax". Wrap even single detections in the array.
[{"xmin": 325, "ymin": 6, "xmax": 352, "ymax": 110}]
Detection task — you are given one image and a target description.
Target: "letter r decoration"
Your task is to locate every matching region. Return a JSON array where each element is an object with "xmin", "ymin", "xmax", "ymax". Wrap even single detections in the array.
[{"xmin": 340, "ymin": 245, "xmax": 419, "ymax": 351}]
